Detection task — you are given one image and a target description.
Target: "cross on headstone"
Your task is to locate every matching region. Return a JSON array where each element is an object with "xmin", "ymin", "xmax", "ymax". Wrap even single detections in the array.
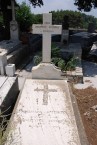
[
  {"xmin": 35, "ymin": 84, "xmax": 57, "ymax": 105},
  {"xmin": 7, "ymin": 0, "xmax": 19, "ymax": 41},
  {"xmin": 33, "ymin": 13, "xmax": 62, "ymax": 63},
  {"xmin": 7, "ymin": 0, "xmax": 17, "ymax": 21}
]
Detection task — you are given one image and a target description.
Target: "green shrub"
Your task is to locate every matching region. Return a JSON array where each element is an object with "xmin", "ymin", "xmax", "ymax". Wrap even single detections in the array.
[
  {"xmin": 33, "ymin": 55, "xmax": 42, "ymax": 65},
  {"xmin": 52, "ymin": 57, "xmax": 62, "ymax": 66},
  {"xmin": 58, "ymin": 59, "xmax": 66, "ymax": 71},
  {"xmin": 65, "ymin": 57, "xmax": 77, "ymax": 71},
  {"xmin": 33, "ymin": 45, "xmax": 77, "ymax": 71},
  {"xmin": 16, "ymin": 2, "xmax": 33, "ymax": 32},
  {"xmin": 51, "ymin": 44, "xmax": 61, "ymax": 57}
]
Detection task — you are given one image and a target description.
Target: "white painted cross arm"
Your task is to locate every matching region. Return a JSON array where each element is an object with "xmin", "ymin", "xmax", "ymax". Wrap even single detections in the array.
[{"xmin": 33, "ymin": 24, "xmax": 62, "ymax": 35}]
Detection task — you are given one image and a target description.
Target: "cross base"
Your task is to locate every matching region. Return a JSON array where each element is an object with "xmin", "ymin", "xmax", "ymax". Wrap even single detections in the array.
[{"xmin": 32, "ymin": 63, "xmax": 65, "ymax": 80}]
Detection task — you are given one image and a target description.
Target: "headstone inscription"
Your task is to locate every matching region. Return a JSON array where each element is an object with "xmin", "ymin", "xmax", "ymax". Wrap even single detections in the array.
[{"xmin": 33, "ymin": 13, "xmax": 62, "ymax": 63}]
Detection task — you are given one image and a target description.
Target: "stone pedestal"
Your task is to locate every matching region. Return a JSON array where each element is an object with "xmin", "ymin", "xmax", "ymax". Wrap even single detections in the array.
[
  {"xmin": 0, "ymin": 52, "xmax": 7, "ymax": 75},
  {"xmin": 10, "ymin": 20, "xmax": 19, "ymax": 41},
  {"xmin": 32, "ymin": 63, "xmax": 64, "ymax": 80},
  {"xmin": 5, "ymin": 64, "xmax": 15, "ymax": 77}
]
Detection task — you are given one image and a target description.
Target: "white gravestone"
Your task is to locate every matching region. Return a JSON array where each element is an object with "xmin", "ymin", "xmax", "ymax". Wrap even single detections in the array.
[
  {"xmin": 33, "ymin": 13, "xmax": 62, "ymax": 63},
  {"xmin": 32, "ymin": 13, "xmax": 63, "ymax": 80},
  {"xmin": 10, "ymin": 0, "xmax": 19, "ymax": 41}
]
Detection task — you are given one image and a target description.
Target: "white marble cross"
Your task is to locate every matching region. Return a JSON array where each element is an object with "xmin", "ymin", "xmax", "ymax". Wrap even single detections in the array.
[{"xmin": 33, "ymin": 13, "xmax": 62, "ymax": 63}]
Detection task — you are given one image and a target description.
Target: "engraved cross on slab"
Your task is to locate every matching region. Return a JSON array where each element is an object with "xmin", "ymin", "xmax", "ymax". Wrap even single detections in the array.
[
  {"xmin": 35, "ymin": 84, "xmax": 57, "ymax": 105},
  {"xmin": 33, "ymin": 13, "xmax": 62, "ymax": 63}
]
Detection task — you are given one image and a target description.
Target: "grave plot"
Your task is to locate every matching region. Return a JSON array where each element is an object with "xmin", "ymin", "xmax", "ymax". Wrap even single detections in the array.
[{"xmin": 5, "ymin": 79, "xmax": 88, "ymax": 145}]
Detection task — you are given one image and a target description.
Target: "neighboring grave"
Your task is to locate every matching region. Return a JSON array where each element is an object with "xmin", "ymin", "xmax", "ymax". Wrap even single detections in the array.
[
  {"xmin": 9, "ymin": 0, "xmax": 19, "ymax": 41},
  {"xmin": 0, "ymin": 0, "xmax": 21, "ymax": 55},
  {"xmin": 0, "ymin": 40, "xmax": 21, "ymax": 54},
  {"xmin": 32, "ymin": 13, "xmax": 63, "ymax": 79},
  {"xmin": 70, "ymin": 32, "xmax": 97, "ymax": 49}
]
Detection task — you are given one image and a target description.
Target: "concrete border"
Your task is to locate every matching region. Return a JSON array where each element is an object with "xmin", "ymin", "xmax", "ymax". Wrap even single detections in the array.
[
  {"xmin": 68, "ymin": 83, "xmax": 90, "ymax": 145},
  {"xmin": 0, "ymin": 77, "xmax": 19, "ymax": 114}
]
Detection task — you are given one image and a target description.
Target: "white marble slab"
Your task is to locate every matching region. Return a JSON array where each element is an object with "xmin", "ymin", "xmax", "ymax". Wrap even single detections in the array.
[
  {"xmin": 0, "ymin": 76, "xmax": 7, "ymax": 88},
  {"xmin": 0, "ymin": 77, "xmax": 17, "ymax": 105},
  {"xmin": 6, "ymin": 79, "xmax": 82, "ymax": 145}
]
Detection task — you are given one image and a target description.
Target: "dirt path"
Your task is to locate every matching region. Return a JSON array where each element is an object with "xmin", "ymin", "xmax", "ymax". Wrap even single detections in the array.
[{"xmin": 73, "ymin": 60, "xmax": 97, "ymax": 145}]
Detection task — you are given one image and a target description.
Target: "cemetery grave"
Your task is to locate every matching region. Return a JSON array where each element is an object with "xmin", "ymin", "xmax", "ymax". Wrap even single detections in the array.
[
  {"xmin": 0, "ymin": 40, "xmax": 21, "ymax": 54},
  {"xmin": 70, "ymin": 32, "xmax": 97, "ymax": 57},
  {"xmin": 1, "ymin": 2, "xmax": 97, "ymax": 143},
  {"xmin": 0, "ymin": 13, "xmax": 89, "ymax": 145}
]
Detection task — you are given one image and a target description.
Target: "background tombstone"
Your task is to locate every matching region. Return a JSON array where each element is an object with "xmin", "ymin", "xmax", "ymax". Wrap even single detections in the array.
[
  {"xmin": 61, "ymin": 15, "xmax": 69, "ymax": 45},
  {"xmin": 10, "ymin": 0, "xmax": 19, "ymax": 41}
]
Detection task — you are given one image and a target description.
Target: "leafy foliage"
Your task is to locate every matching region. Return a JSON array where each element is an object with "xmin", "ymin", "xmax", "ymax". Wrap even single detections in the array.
[
  {"xmin": 58, "ymin": 59, "xmax": 66, "ymax": 71},
  {"xmin": 52, "ymin": 57, "xmax": 61, "ymax": 66},
  {"xmin": 43, "ymin": 10, "xmax": 97, "ymax": 29},
  {"xmin": 0, "ymin": 0, "xmax": 43, "ymax": 38},
  {"xmin": 65, "ymin": 57, "xmax": 77, "ymax": 71},
  {"xmin": 51, "ymin": 44, "xmax": 61, "ymax": 57},
  {"xmin": 28, "ymin": 0, "xmax": 43, "ymax": 7},
  {"xmin": 33, "ymin": 55, "xmax": 42, "ymax": 65},
  {"xmin": 16, "ymin": 2, "xmax": 33, "ymax": 31},
  {"xmin": 74, "ymin": 0, "xmax": 97, "ymax": 11},
  {"xmin": 33, "ymin": 44, "xmax": 77, "ymax": 71}
]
